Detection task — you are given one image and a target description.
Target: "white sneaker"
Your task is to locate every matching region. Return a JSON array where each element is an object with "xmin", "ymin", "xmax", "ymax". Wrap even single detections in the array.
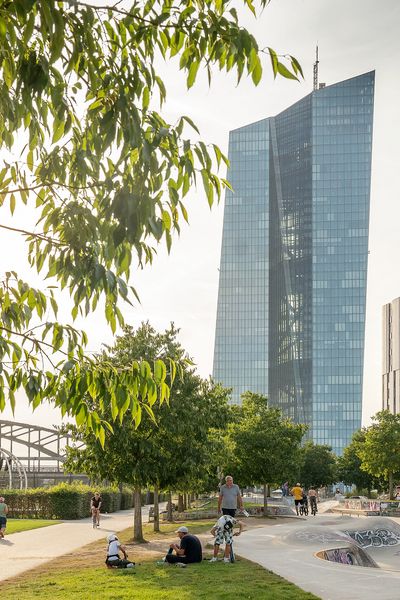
[
  {"xmin": 209, "ymin": 557, "xmax": 218, "ymax": 562},
  {"xmin": 126, "ymin": 563, "xmax": 134, "ymax": 568},
  {"xmin": 175, "ymin": 562, "xmax": 187, "ymax": 568},
  {"xmin": 223, "ymin": 558, "xmax": 231, "ymax": 563}
]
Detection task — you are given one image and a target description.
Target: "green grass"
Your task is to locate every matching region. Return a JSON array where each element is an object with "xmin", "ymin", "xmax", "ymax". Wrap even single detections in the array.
[
  {"xmin": 5, "ymin": 519, "xmax": 60, "ymax": 534},
  {"xmin": 1, "ymin": 557, "xmax": 320, "ymax": 600},
  {"xmin": 1, "ymin": 520, "xmax": 320, "ymax": 600}
]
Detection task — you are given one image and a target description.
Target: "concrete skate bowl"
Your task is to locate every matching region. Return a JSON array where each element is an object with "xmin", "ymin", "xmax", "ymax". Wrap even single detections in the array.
[
  {"xmin": 285, "ymin": 518, "xmax": 400, "ymax": 571},
  {"xmin": 342, "ymin": 518, "xmax": 400, "ymax": 571},
  {"xmin": 315, "ymin": 545, "xmax": 378, "ymax": 568}
]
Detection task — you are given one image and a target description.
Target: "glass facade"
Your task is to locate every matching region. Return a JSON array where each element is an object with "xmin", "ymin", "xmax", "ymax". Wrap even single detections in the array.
[{"xmin": 213, "ymin": 72, "xmax": 375, "ymax": 454}]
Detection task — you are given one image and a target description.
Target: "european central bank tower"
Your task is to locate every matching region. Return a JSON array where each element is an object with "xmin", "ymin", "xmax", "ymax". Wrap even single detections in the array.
[{"xmin": 213, "ymin": 72, "xmax": 374, "ymax": 455}]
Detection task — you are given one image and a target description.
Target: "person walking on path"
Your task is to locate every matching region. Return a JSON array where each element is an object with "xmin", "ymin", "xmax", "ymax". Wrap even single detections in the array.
[
  {"xmin": 218, "ymin": 476, "xmax": 243, "ymax": 517},
  {"xmin": 0, "ymin": 496, "xmax": 8, "ymax": 539},
  {"xmin": 210, "ymin": 514, "xmax": 244, "ymax": 563},
  {"xmin": 291, "ymin": 483, "xmax": 303, "ymax": 516},
  {"xmin": 164, "ymin": 526, "xmax": 203, "ymax": 566}
]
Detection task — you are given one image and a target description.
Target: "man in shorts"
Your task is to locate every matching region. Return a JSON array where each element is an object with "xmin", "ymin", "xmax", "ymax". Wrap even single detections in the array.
[
  {"xmin": 210, "ymin": 514, "xmax": 244, "ymax": 563},
  {"xmin": 218, "ymin": 476, "xmax": 243, "ymax": 517},
  {"xmin": 291, "ymin": 483, "xmax": 303, "ymax": 515},
  {"xmin": 0, "ymin": 496, "xmax": 8, "ymax": 539}
]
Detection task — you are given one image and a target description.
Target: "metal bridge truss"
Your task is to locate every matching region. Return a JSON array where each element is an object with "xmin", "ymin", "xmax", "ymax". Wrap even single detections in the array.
[
  {"xmin": 0, "ymin": 420, "xmax": 82, "ymax": 473},
  {"xmin": 0, "ymin": 447, "xmax": 28, "ymax": 489}
]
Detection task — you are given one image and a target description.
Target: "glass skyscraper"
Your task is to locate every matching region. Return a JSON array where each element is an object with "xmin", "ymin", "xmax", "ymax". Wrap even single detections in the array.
[{"xmin": 213, "ymin": 72, "xmax": 375, "ymax": 455}]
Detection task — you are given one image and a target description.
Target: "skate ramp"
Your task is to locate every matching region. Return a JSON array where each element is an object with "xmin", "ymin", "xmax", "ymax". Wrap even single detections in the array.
[{"xmin": 284, "ymin": 516, "xmax": 400, "ymax": 571}]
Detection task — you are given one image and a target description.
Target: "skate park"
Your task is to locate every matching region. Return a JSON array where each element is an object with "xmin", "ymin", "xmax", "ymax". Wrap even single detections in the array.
[{"xmin": 235, "ymin": 502, "xmax": 400, "ymax": 600}]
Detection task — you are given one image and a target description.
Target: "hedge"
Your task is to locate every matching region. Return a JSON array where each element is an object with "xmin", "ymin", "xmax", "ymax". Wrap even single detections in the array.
[{"xmin": 0, "ymin": 483, "xmax": 135, "ymax": 519}]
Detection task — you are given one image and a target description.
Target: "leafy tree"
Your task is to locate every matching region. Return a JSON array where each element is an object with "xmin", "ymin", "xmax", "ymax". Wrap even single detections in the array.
[
  {"xmin": 357, "ymin": 411, "xmax": 400, "ymax": 499},
  {"xmin": 64, "ymin": 322, "xmax": 231, "ymax": 540},
  {"xmin": 225, "ymin": 392, "xmax": 306, "ymax": 514},
  {"xmin": 298, "ymin": 441, "xmax": 337, "ymax": 490},
  {"xmin": 337, "ymin": 429, "xmax": 378, "ymax": 495},
  {"xmin": 0, "ymin": 1, "xmax": 302, "ymax": 431}
]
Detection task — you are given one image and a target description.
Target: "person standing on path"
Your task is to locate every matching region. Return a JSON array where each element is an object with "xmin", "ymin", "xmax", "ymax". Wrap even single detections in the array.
[
  {"xmin": 0, "ymin": 496, "xmax": 8, "ymax": 539},
  {"xmin": 218, "ymin": 476, "xmax": 243, "ymax": 517}
]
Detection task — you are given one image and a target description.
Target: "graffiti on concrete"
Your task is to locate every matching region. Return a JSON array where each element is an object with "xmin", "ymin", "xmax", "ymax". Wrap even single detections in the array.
[
  {"xmin": 322, "ymin": 546, "xmax": 378, "ymax": 568},
  {"xmin": 295, "ymin": 530, "xmax": 349, "ymax": 544},
  {"xmin": 345, "ymin": 528, "xmax": 400, "ymax": 548},
  {"xmin": 324, "ymin": 548, "xmax": 355, "ymax": 565}
]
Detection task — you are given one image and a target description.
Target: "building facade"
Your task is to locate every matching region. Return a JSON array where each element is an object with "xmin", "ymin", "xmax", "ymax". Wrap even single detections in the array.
[
  {"xmin": 213, "ymin": 72, "xmax": 375, "ymax": 455},
  {"xmin": 382, "ymin": 298, "xmax": 400, "ymax": 415}
]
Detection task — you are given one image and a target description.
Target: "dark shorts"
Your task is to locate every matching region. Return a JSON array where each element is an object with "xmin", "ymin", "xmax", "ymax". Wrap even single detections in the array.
[
  {"xmin": 294, "ymin": 499, "xmax": 302, "ymax": 506},
  {"xmin": 106, "ymin": 558, "xmax": 133, "ymax": 568},
  {"xmin": 0, "ymin": 516, "xmax": 7, "ymax": 528},
  {"xmin": 165, "ymin": 555, "xmax": 191, "ymax": 564},
  {"xmin": 222, "ymin": 508, "xmax": 236, "ymax": 517}
]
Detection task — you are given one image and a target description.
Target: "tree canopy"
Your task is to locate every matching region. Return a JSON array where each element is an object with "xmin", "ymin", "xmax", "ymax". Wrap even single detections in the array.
[
  {"xmin": 337, "ymin": 429, "xmax": 379, "ymax": 494},
  {"xmin": 357, "ymin": 411, "xmax": 400, "ymax": 499},
  {"xmin": 64, "ymin": 322, "xmax": 232, "ymax": 537},
  {"xmin": 298, "ymin": 441, "xmax": 337, "ymax": 490},
  {"xmin": 0, "ymin": 0, "xmax": 302, "ymax": 435},
  {"xmin": 224, "ymin": 392, "xmax": 306, "ymax": 495}
]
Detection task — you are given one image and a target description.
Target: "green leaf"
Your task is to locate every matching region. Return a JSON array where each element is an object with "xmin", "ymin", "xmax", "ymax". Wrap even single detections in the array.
[
  {"xmin": 187, "ymin": 61, "xmax": 200, "ymax": 89},
  {"xmin": 10, "ymin": 193, "xmax": 16, "ymax": 215},
  {"xmin": 276, "ymin": 61, "xmax": 299, "ymax": 81}
]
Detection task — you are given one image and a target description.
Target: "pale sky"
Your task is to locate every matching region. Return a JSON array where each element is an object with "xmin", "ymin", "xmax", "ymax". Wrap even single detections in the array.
[{"xmin": 1, "ymin": 0, "xmax": 400, "ymax": 430}]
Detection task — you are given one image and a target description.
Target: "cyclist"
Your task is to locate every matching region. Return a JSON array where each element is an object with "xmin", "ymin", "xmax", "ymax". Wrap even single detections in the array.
[
  {"xmin": 290, "ymin": 483, "xmax": 303, "ymax": 516},
  {"xmin": 308, "ymin": 487, "xmax": 318, "ymax": 515},
  {"xmin": 91, "ymin": 492, "xmax": 102, "ymax": 527}
]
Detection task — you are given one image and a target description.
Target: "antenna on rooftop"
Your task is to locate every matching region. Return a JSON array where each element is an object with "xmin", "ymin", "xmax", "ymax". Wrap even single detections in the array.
[{"xmin": 313, "ymin": 45, "xmax": 319, "ymax": 91}]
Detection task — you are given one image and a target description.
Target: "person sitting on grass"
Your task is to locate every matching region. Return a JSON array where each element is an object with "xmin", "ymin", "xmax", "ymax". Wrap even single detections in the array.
[
  {"xmin": 164, "ymin": 526, "xmax": 203, "ymax": 566},
  {"xmin": 210, "ymin": 514, "xmax": 244, "ymax": 563},
  {"xmin": 0, "ymin": 496, "xmax": 8, "ymax": 539},
  {"xmin": 105, "ymin": 533, "xmax": 135, "ymax": 568}
]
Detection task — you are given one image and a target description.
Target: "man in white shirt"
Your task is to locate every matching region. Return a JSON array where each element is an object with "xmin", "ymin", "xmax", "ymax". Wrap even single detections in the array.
[
  {"xmin": 209, "ymin": 514, "xmax": 244, "ymax": 563},
  {"xmin": 105, "ymin": 533, "xmax": 134, "ymax": 568}
]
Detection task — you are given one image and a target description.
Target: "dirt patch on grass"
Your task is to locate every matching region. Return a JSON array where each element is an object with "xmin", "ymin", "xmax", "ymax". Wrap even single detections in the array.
[{"xmin": 2, "ymin": 515, "xmax": 285, "ymax": 584}]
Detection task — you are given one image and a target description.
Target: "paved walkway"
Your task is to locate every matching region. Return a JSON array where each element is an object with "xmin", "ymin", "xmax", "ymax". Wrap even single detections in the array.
[{"xmin": 0, "ymin": 505, "xmax": 154, "ymax": 582}]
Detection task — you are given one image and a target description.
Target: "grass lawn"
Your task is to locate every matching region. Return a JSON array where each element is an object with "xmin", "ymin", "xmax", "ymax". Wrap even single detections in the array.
[
  {"xmin": 1, "ymin": 521, "xmax": 321, "ymax": 600},
  {"xmin": 5, "ymin": 519, "xmax": 60, "ymax": 534}
]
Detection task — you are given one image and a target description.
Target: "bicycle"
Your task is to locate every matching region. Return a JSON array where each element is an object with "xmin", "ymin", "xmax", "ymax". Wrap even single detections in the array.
[
  {"xmin": 299, "ymin": 501, "xmax": 308, "ymax": 516},
  {"xmin": 92, "ymin": 507, "xmax": 100, "ymax": 528}
]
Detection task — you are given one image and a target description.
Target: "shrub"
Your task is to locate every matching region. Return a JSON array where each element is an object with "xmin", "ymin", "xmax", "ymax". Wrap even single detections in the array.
[{"xmin": 0, "ymin": 483, "xmax": 134, "ymax": 519}]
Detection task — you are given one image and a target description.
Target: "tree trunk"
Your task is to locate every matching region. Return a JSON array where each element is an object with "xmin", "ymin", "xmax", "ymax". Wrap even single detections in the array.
[
  {"xmin": 183, "ymin": 493, "xmax": 188, "ymax": 511},
  {"xmin": 389, "ymin": 472, "xmax": 394, "ymax": 500},
  {"xmin": 263, "ymin": 483, "xmax": 268, "ymax": 516},
  {"xmin": 178, "ymin": 493, "xmax": 184, "ymax": 513},
  {"xmin": 153, "ymin": 483, "xmax": 160, "ymax": 533},
  {"xmin": 133, "ymin": 487, "xmax": 145, "ymax": 543},
  {"xmin": 187, "ymin": 494, "xmax": 192, "ymax": 510},
  {"xmin": 167, "ymin": 491, "xmax": 174, "ymax": 522}
]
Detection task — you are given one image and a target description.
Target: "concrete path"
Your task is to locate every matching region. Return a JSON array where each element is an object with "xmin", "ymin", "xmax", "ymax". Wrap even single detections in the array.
[
  {"xmin": 0, "ymin": 505, "xmax": 154, "ymax": 582},
  {"xmin": 234, "ymin": 511, "xmax": 400, "ymax": 600}
]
